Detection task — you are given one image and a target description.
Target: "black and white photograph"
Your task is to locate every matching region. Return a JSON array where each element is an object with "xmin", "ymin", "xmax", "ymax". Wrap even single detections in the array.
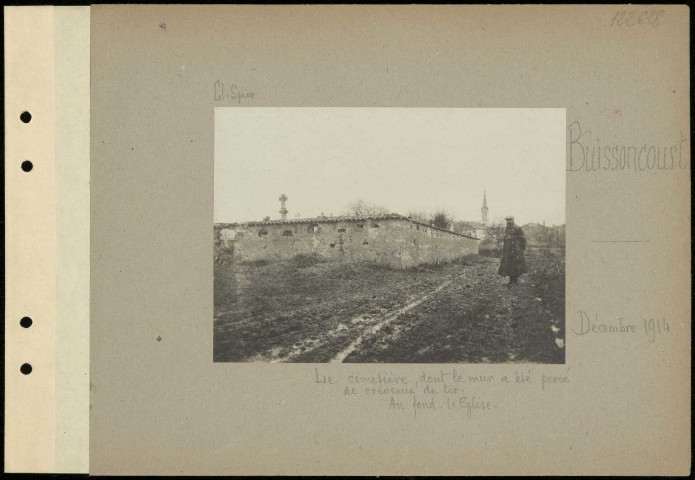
[{"xmin": 214, "ymin": 108, "xmax": 565, "ymax": 363}]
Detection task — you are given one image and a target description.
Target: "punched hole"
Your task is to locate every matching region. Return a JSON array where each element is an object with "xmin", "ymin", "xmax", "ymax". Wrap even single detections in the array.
[
  {"xmin": 20, "ymin": 363, "xmax": 32, "ymax": 375},
  {"xmin": 20, "ymin": 111, "xmax": 32, "ymax": 123},
  {"xmin": 20, "ymin": 317, "xmax": 33, "ymax": 328},
  {"xmin": 21, "ymin": 160, "xmax": 33, "ymax": 172}
]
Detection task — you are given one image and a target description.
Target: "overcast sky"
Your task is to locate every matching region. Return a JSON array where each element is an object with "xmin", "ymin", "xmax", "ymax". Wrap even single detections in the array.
[{"xmin": 214, "ymin": 108, "xmax": 565, "ymax": 226}]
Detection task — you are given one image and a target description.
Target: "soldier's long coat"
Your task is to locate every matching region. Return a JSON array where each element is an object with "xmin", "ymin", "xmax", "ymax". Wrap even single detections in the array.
[{"xmin": 498, "ymin": 224, "xmax": 528, "ymax": 277}]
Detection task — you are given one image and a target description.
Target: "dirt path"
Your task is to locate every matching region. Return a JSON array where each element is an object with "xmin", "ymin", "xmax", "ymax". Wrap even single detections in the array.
[
  {"xmin": 266, "ymin": 275, "xmax": 461, "ymax": 363},
  {"xmin": 329, "ymin": 277, "xmax": 459, "ymax": 363},
  {"xmin": 341, "ymin": 256, "xmax": 564, "ymax": 363},
  {"xmin": 214, "ymin": 252, "xmax": 565, "ymax": 363}
]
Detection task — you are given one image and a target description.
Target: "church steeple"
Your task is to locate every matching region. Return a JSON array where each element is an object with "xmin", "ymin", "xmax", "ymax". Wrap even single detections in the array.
[{"xmin": 481, "ymin": 190, "xmax": 488, "ymax": 222}]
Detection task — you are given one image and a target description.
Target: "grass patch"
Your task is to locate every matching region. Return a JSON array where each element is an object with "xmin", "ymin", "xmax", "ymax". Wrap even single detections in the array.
[
  {"xmin": 408, "ymin": 254, "xmax": 481, "ymax": 271},
  {"xmin": 240, "ymin": 259, "xmax": 270, "ymax": 267},
  {"xmin": 479, "ymin": 246, "xmax": 502, "ymax": 257},
  {"xmin": 290, "ymin": 252, "xmax": 327, "ymax": 268}
]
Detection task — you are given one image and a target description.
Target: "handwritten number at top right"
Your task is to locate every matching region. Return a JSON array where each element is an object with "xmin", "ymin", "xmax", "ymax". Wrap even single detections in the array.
[{"xmin": 610, "ymin": 9, "xmax": 664, "ymax": 28}]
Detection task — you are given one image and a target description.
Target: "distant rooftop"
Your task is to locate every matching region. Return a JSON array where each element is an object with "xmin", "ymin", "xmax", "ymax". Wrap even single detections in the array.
[
  {"xmin": 217, "ymin": 213, "xmax": 478, "ymax": 240},
  {"xmin": 460, "ymin": 220, "xmax": 488, "ymax": 228}
]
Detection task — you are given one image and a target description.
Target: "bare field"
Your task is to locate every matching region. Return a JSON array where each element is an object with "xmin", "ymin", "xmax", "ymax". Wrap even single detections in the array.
[{"xmin": 213, "ymin": 251, "xmax": 565, "ymax": 363}]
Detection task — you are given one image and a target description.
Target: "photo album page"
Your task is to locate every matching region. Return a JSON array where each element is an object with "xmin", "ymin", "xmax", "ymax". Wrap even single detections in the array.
[{"xmin": 4, "ymin": 4, "xmax": 690, "ymax": 476}]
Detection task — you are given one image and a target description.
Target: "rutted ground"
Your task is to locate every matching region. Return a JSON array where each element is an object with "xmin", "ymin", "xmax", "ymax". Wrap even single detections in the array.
[{"xmin": 213, "ymin": 251, "xmax": 565, "ymax": 363}]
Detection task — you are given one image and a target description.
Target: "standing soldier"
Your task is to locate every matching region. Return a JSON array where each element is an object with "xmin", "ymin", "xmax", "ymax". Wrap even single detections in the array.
[{"xmin": 498, "ymin": 216, "xmax": 527, "ymax": 285}]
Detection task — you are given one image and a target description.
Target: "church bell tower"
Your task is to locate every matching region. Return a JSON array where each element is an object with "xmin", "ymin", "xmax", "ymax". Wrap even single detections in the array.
[{"xmin": 481, "ymin": 190, "xmax": 488, "ymax": 222}]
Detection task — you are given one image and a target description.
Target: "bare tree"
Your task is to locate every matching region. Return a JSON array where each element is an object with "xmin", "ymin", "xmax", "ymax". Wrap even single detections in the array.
[
  {"xmin": 406, "ymin": 210, "xmax": 431, "ymax": 224},
  {"xmin": 344, "ymin": 199, "xmax": 390, "ymax": 217},
  {"xmin": 481, "ymin": 217, "xmax": 506, "ymax": 251},
  {"xmin": 432, "ymin": 210, "xmax": 454, "ymax": 229}
]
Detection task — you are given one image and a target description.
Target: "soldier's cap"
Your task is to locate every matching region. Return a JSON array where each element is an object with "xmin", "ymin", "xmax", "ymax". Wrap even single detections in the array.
[{"xmin": 505, "ymin": 216, "xmax": 514, "ymax": 221}]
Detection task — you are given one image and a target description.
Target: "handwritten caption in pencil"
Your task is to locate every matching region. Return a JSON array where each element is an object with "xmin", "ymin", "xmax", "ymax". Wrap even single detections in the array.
[
  {"xmin": 213, "ymin": 80, "xmax": 256, "ymax": 104},
  {"xmin": 570, "ymin": 311, "xmax": 671, "ymax": 343},
  {"xmin": 566, "ymin": 121, "xmax": 688, "ymax": 173},
  {"xmin": 313, "ymin": 367, "xmax": 569, "ymax": 418},
  {"xmin": 609, "ymin": 9, "xmax": 664, "ymax": 28}
]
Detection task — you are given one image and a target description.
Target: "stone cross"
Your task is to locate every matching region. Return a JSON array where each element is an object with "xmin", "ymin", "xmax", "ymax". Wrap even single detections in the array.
[{"xmin": 279, "ymin": 194, "xmax": 288, "ymax": 221}]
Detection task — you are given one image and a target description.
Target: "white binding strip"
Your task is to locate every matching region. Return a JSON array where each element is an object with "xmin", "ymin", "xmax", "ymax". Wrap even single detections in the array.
[{"xmin": 4, "ymin": 6, "xmax": 57, "ymax": 473}]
